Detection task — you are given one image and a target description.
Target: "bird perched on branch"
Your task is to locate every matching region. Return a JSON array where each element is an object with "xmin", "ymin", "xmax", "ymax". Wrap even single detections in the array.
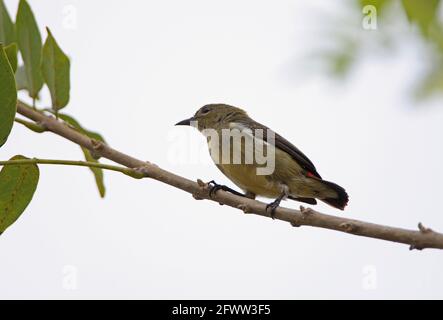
[{"xmin": 176, "ymin": 104, "xmax": 348, "ymax": 217}]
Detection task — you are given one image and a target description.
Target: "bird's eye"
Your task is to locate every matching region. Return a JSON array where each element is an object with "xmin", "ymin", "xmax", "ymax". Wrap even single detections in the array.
[{"xmin": 201, "ymin": 107, "xmax": 210, "ymax": 115}]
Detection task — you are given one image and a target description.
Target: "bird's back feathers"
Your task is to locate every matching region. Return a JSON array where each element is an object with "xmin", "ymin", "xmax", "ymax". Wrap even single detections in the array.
[{"xmin": 236, "ymin": 119, "xmax": 322, "ymax": 179}]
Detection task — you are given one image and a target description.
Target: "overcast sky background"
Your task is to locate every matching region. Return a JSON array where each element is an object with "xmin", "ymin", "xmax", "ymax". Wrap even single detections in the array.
[{"xmin": 2, "ymin": 0, "xmax": 443, "ymax": 299}]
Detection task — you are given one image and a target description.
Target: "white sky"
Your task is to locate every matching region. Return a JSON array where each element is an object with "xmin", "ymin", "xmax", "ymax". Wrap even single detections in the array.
[{"xmin": 2, "ymin": 0, "xmax": 443, "ymax": 299}]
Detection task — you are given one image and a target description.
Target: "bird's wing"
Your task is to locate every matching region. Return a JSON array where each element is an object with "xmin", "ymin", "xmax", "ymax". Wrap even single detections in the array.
[{"xmin": 235, "ymin": 119, "xmax": 322, "ymax": 179}]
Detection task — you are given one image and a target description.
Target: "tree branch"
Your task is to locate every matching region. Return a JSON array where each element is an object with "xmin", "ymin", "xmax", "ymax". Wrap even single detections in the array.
[
  {"xmin": 15, "ymin": 100, "xmax": 443, "ymax": 250},
  {"xmin": 0, "ymin": 158, "xmax": 144, "ymax": 179}
]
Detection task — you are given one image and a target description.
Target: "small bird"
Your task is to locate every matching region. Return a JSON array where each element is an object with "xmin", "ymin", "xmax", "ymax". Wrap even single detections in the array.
[{"xmin": 176, "ymin": 104, "xmax": 348, "ymax": 216}]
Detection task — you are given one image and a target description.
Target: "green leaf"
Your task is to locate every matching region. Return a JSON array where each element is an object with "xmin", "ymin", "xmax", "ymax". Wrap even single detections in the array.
[
  {"xmin": 16, "ymin": 0, "xmax": 43, "ymax": 99},
  {"xmin": 401, "ymin": 0, "xmax": 440, "ymax": 36},
  {"xmin": 359, "ymin": 0, "xmax": 392, "ymax": 11},
  {"xmin": 0, "ymin": 155, "xmax": 39, "ymax": 234},
  {"xmin": 415, "ymin": 64, "xmax": 443, "ymax": 100},
  {"xmin": 15, "ymin": 64, "xmax": 30, "ymax": 92},
  {"xmin": 83, "ymin": 147, "xmax": 105, "ymax": 197},
  {"xmin": 0, "ymin": 0, "xmax": 15, "ymax": 45},
  {"xmin": 0, "ymin": 43, "xmax": 17, "ymax": 148},
  {"xmin": 58, "ymin": 113, "xmax": 106, "ymax": 147},
  {"xmin": 58, "ymin": 113, "xmax": 106, "ymax": 197},
  {"xmin": 41, "ymin": 27, "xmax": 70, "ymax": 112},
  {"xmin": 4, "ymin": 42, "xmax": 17, "ymax": 73}
]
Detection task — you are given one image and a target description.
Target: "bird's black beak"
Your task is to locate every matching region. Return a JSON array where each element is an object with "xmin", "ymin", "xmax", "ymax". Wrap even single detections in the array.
[{"xmin": 175, "ymin": 117, "xmax": 195, "ymax": 126}]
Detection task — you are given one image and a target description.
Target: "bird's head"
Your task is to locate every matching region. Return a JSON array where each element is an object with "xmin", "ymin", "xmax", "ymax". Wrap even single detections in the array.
[{"xmin": 175, "ymin": 104, "xmax": 249, "ymax": 131}]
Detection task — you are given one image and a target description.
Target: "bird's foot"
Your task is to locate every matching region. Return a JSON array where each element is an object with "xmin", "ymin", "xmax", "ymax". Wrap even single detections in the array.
[
  {"xmin": 207, "ymin": 180, "xmax": 245, "ymax": 198},
  {"xmin": 266, "ymin": 198, "xmax": 283, "ymax": 219}
]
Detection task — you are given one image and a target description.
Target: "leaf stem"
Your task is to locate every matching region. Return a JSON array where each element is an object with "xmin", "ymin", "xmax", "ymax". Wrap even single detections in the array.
[
  {"xmin": 0, "ymin": 158, "xmax": 145, "ymax": 179},
  {"xmin": 14, "ymin": 118, "xmax": 46, "ymax": 133}
]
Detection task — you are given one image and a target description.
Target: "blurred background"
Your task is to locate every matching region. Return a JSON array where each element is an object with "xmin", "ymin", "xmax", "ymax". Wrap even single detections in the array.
[{"xmin": 1, "ymin": 0, "xmax": 443, "ymax": 299}]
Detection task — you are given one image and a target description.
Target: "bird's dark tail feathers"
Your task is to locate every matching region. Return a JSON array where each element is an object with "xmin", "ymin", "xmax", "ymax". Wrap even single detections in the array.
[{"xmin": 319, "ymin": 180, "xmax": 349, "ymax": 210}]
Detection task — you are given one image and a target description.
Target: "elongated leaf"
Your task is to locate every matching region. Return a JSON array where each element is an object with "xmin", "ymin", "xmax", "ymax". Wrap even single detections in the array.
[
  {"xmin": 16, "ymin": 0, "xmax": 43, "ymax": 99},
  {"xmin": 58, "ymin": 114, "xmax": 106, "ymax": 197},
  {"xmin": 4, "ymin": 42, "xmax": 17, "ymax": 72},
  {"xmin": 15, "ymin": 64, "xmax": 40, "ymax": 99},
  {"xmin": 42, "ymin": 27, "xmax": 70, "ymax": 111},
  {"xmin": 0, "ymin": 43, "xmax": 17, "ymax": 148},
  {"xmin": 15, "ymin": 64, "xmax": 28, "ymax": 90},
  {"xmin": 83, "ymin": 146, "xmax": 105, "ymax": 197},
  {"xmin": 0, "ymin": 0, "xmax": 15, "ymax": 45},
  {"xmin": 359, "ymin": 0, "xmax": 391, "ymax": 11},
  {"xmin": 401, "ymin": 0, "xmax": 439, "ymax": 36},
  {"xmin": 415, "ymin": 65, "xmax": 443, "ymax": 99},
  {"xmin": 0, "ymin": 155, "xmax": 39, "ymax": 234},
  {"xmin": 58, "ymin": 113, "xmax": 106, "ymax": 149}
]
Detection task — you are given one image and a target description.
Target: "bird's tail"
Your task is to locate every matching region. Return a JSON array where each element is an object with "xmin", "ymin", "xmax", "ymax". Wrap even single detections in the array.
[{"xmin": 318, "ymin": 179, "xmax": 349, "ymax": 210}]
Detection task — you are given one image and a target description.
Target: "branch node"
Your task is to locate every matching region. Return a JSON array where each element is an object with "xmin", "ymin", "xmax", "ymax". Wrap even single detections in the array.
[
  {"xmin": 340, "ymin": 222, "xmax": 357, "ymax": 233},
  {"xmin": 197, "ymin": 179, "xmax": 206, "ymax": 188},
  {"xmin": 237, "ymin": 204, "xmax": 252, "ymax": 214},
  {"xmin": 36, "ymin": 120, "xmax": 48, "ymax": 130},
  {"xmin": 133, "ymin": 165, "xmax": 150, "ymax": 177},
  {"xmin": 90, "ymin": 151, "xmax": 102, "ymax": 160},
  {"xmin": 89, "ymin": 139, "xmax": 106, "ymax": 159},
  {"xmin": 300, "ymin": 206, "xmax": 314, "ymax": 217},
  {"xmin": 91, "ymin": 139, "xmax": 105, "ymax": 151},
  {"xmin": 290, "ymin": 221, "xmax": 301, "ymax": 228},
  {"xmin": 192, "ymin": 193, "xmax": 204, "ymax": 200},
  {"xmin": 418, "ymin": 222, "xmax": 433, "ymax": 234}
]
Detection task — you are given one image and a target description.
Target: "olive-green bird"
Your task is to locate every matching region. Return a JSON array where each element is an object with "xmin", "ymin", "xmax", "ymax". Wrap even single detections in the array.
[{"xmin": 176, "ymin": 104, "xmax": 348, "ymax": 216}]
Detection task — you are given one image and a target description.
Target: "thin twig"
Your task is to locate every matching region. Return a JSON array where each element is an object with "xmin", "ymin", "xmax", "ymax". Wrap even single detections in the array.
[
  {"xmin": 0, "ymin": 158, "xmax": 144, "ymax": 179},
  {"xmin": 15, "ymin": 100, "xmax": 443, "ymax": 250}
]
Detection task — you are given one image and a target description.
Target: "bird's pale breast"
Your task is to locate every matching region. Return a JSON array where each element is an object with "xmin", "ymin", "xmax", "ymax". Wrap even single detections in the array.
[{"xmin": 207, "ymin": 124, "xmax": 306, "ymax": 198}]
